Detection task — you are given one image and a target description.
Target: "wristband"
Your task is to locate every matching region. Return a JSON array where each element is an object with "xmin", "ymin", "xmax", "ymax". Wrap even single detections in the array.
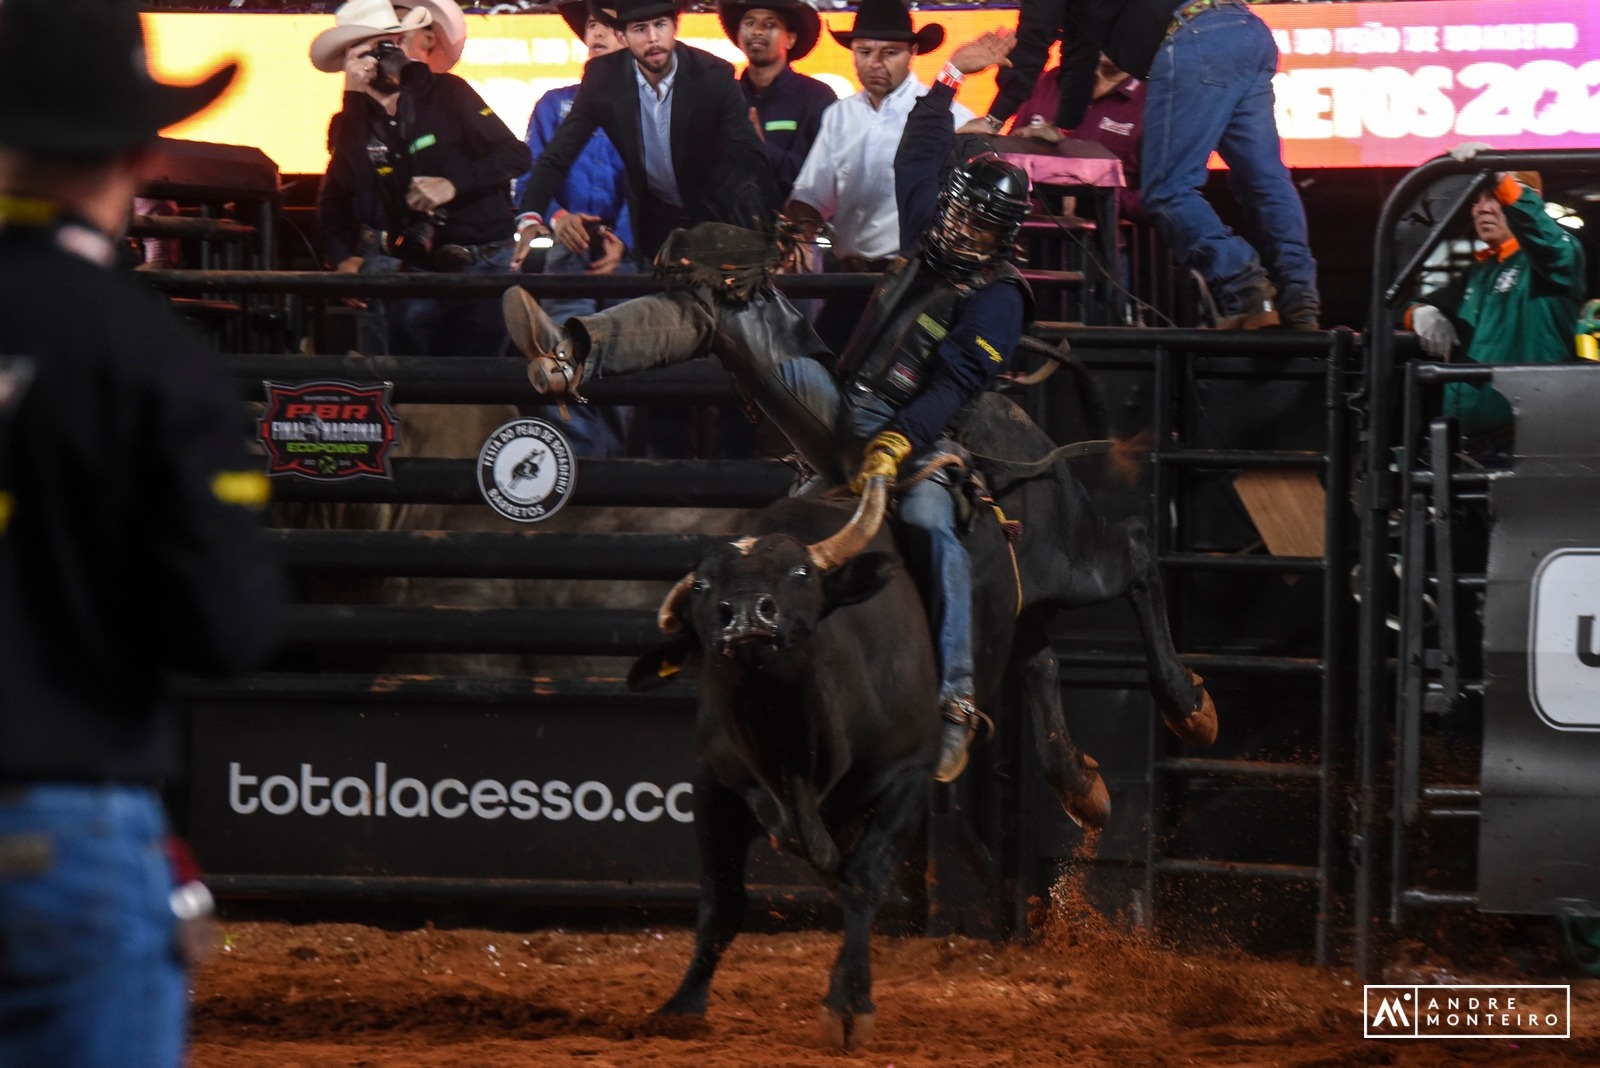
[
  {"xmin": 937, "ymin": 62, "xmax": 964, "ymax": 90},
  {"xmin": 982, "ymin": 114, "xmax": 1004, "ymax": 132}
]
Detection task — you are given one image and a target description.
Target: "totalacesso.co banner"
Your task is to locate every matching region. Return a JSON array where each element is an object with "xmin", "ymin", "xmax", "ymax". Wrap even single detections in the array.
[{"xmin": 142, "ymin": 1, "xmax": 1600, "ymax": 175}]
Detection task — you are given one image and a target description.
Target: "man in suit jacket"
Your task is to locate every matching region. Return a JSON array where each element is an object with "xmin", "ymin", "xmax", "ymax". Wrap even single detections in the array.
[{"xmin": 512, "ymin": 0, "xmax": 780, "ymax": 268}]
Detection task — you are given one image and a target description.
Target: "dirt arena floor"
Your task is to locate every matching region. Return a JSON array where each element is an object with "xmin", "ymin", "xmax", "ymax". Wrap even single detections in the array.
[{"xmin": 190, "ymin": 881, "xmax": 1600, "ymax": 1068}]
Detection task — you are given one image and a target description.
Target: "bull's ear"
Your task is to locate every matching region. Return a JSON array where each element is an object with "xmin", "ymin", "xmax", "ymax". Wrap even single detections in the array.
[
  {"xmin": 627, "ymin": 632, "xmax": 700, "ymax": 692},
  {"xmin": 820, "ymin": 551, "xmax": 899, "ymax": 614}
]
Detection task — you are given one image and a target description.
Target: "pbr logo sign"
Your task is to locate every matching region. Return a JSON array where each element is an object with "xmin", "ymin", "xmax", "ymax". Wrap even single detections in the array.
[
  {"xmin": 477, "ymin": 417, "xmax": 575, "ymax": 523},
  {"xmin": 260, "ymin": 380, "xmax": 397, "ymax": 480},
  {"xmin": 1528, "ymin": 549, "xmax": 1600, "ymax": 730}
]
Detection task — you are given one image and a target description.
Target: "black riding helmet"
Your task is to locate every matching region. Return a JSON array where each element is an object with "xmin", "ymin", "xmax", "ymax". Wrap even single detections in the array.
[{"xmin": 924, "ymin": 151, "xmax": 1032, "ymax": 280}]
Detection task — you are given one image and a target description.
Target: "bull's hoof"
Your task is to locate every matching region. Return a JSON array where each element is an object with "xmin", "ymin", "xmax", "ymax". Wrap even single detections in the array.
[
  {"xmin": 655, "ymin": 993, "xmax": 708, "ymax": 1018},
  {"xmin": 818, "ymin": 1005, "xmax": 876, "ymax": 1051},
  {"xmin": 1058, "ymin": 754, "xmax": 1111, "ymax": 830},
  {"xmin": 1161, "ymin": 671, "xmax": 1219, "ymax": 746}
]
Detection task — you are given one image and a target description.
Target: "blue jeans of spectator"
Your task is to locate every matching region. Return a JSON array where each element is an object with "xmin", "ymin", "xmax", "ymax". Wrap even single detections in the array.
[
  {"xmin": 397, "ymin": 243, "xmax": 518, "ymax": 358},
  {"xmin": 1142, "ymin": 1, "xmax": 1318, "ymax": 314},
  {"xmin": 0, "ymin": 785, "xmax": 184, "ymax": 1068},
  {"xmin": 529, "ymin": 243, "xmax": 638, "ymax": 458},
  {"xmin": 778, "ymin": 359, "xmax": 975, "ymax": 701},
  {"xmin": 354, "ymin": 240, "xmax": 402, "ymax": 357}
]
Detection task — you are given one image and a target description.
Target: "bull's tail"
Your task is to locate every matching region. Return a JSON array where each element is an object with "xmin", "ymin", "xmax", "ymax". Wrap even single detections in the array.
[{"xmin": 781, "ymin": 773, "xmax": 840, "ymax": 875}]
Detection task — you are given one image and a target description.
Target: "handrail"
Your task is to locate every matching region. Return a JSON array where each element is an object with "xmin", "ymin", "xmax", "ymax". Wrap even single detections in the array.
[{"xmin": 141, "ymin": 268, "xmax": 883, "ymax": 298}]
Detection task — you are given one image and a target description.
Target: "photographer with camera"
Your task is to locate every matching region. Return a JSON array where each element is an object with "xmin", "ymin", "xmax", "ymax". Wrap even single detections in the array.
[{"xmin": 313, "ymin": 0, "xmax": 530, "ymax": 357}]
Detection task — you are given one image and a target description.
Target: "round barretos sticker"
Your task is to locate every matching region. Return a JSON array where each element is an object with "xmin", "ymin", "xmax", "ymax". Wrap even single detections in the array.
[{"xmin": 476, "ymin": 417, "xmax": 576, "ymax": 523}]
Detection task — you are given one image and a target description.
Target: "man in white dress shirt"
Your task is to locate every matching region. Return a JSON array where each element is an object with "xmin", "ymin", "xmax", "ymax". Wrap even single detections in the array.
[{"xmin": 785, "ymin": 0, "xmax": 972, "ymax": 273}]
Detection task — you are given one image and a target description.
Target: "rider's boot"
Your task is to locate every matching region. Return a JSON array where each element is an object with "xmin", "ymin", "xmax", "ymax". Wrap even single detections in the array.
[
  {"xmin": 502, "ymin": 287, "xmax": 585, "ymax": 398},
  {"xmin": 935, "ymin": 694, "xmax": 990, "ymax": 783}
]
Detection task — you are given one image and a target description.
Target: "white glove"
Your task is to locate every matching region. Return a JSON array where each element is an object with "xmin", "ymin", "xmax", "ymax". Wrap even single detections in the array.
[
  {"xmin": 1448, "ymin": 141, "xmax": 1492, "ymax": 162},
  {"xmin": 1411, "ymin": 305, "xmax": 1459, "ymax": 360}
]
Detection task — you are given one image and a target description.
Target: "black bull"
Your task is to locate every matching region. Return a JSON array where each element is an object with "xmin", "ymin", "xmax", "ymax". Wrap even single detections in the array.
[{"xmin": 625, "ymin": 389, "xmax": 1217, "ymax": 1050}]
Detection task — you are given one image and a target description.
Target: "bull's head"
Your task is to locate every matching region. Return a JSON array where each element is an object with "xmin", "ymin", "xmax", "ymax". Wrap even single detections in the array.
[{"xmin": 627, "ymin": 479, "xmax": 897, "ymax": 690}]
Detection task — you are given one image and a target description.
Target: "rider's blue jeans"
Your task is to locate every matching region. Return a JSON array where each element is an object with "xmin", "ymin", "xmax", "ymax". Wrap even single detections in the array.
[
  {"xmin": 0, "ymin": 785, "xmax": 185, "ymax": 1068},
  {"xmin": 770, "ymin": 355, "xmax": 976, "ymax": 703},
  {"xmin": 1141, "ymin": 0, "xmax": 1318, "ymax": 313}
]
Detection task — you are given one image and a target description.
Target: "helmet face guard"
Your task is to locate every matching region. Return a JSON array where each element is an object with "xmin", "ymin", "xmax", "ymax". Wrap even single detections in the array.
[{"xmin": 925, "ymin": 152, "xmax": 1032, "ymax": 277}]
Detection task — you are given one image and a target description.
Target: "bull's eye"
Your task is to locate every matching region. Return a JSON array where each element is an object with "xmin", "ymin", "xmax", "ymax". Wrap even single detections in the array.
[{"xmin": 789, "ymin": 563, "xmax": 810, "ymax": 581}]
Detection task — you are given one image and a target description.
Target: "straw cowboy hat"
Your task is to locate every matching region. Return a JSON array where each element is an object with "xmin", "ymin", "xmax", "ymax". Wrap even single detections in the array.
[
  {"xmin": 828, "ymin": 0, "xmax": 944, "ymax": 53},
  {"xmin": 396, "ymin": 0, "xmax": 468, "ymax": 73},
  {"xmin": 0, "ymin": 0, "xmax": 238, "ymax": 154},
  {"xmin": 310, "ymin": 0, "xmax": 433, "ymax": 74},
  {"xmin": 718, "ymin": 0, "xmax": 823, "ymax": 63}
]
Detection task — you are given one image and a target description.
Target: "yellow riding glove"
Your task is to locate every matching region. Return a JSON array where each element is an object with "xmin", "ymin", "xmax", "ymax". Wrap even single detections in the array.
[{"xmin": 850, "ymin": 430, "xmax": 913, "ymax": 495}]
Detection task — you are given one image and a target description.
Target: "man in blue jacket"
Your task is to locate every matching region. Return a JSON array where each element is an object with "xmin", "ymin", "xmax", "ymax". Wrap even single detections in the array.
[{"xmin": 517, "ymin": 0, "xmax": 636, "ymax": 456}]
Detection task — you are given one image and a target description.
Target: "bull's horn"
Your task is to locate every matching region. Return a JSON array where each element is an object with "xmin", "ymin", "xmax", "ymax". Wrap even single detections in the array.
[
  {"xmin": 807, "ymin": 476, "xmax": 888, "ymax": 571},
  {"xmin": 657, "ymin": 572, "xmax": 696, "ymax": 634}
]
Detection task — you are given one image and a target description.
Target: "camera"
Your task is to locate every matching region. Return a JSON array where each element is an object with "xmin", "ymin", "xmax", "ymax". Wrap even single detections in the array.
[
  {"xmin": 365, "ymin": 39, "xmax": 410, "ymax": 82},
  {"xmin": 391, "ymin": 209, "xmax": 444, "ymax": 269}
]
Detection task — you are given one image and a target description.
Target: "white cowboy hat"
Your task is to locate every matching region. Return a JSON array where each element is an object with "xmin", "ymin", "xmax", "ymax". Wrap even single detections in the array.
[
  {"xmin": 309, "ymin": 0, "xmax": 432, "ymax": 74},
  {"xmin": 395, "ymin": 0, "xmax": 467, "ymax": 73}
]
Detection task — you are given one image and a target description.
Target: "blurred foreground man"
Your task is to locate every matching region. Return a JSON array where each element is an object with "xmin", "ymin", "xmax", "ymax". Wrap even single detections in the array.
[{"xmin": 0, "ymin": 2, "xmax": 284, "ymax": 1065}]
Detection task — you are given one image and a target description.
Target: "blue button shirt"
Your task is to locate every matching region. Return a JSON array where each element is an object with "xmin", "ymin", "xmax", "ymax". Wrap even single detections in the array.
[
  {"xmin": 516, "ymin": 83, "xmax": 634, "ymax": 251},
  {"xmin": 635, "ymin": 52, "xmax": 681, "ymax": 207}
]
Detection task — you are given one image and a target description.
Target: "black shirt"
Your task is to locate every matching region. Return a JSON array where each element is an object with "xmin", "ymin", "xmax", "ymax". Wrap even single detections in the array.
[
  {"xmin": 988, "ymin": 0, "xmax": 1174, "ymax": 129},
  {"xmin": 0, "ymin": 215, "xmax": 284, "ymax": 782},
  {"xmin": 318, "ymin": 61, "xmax": 530, "ymax": 265},
  {"xmin": 740, "ymin": 65, "xmax": 837, "ymax": 196}
]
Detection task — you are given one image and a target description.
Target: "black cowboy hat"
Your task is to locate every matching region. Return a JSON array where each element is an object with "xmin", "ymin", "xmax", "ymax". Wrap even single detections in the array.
[
  {"xmin": 593, "ymin": 0, "xmax": 687, "ymax": 29},
  {"xmin": 553, "ymin": 0, "xmax": 600, "ymax": 38},
  {"xmin": 718, "ymin": 0, "xmax": 822, "ymax": 63},
  {"xmin": 0, "ymin": 0, "xmax": 237, "ymax": 156},
  {"xmin": 828, "ymin": 0, "xmax": 943, "ymax": 53}
]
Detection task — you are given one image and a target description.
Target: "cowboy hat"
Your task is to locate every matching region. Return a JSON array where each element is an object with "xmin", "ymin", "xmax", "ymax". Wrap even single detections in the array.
[
  {"xmin": 553, "ymin": 0, "xmax": 603, "ymax": 39},
  {"xmin": 310, "ymin": 0, "xmax": 433, "ymax": 74},
  {"xmin": 0, "ymin": 0, "xmax": 238, "ymax": 155},
  {"xmin": 828, "ymin": 0, "xmax": 943, "ymax": 53},
  {"xmin": 593, "ymin": 0, "xmax": 687, "ymax": 30},
  {"xmin": 718, "ymin": 0, "xmax": 822, "ymax": 63},
  {"xmin": 395, "ymin": 0, "xmax": 467, "ymax": 73}
]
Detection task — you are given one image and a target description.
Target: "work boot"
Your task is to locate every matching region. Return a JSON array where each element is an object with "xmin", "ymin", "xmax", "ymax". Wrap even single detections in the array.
[
  {"xmin": 502, "ymin": 286, "xmax": 584, "ymax": 398},
  {"xmin": 1277, "ymin": 297, "xmax": 1322, "ymax": 332},
  {"xmin": 1213, "ymin": 278, "xmax": 1279, "ymax": 331},
  {"xmin": 935, "ymin": 695, "xmax": 990, "ymax": 783}
]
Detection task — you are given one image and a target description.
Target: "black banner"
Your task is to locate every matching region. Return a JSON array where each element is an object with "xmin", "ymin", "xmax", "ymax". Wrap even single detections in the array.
[
  {"xmin": 1478, "ymin": 365, "xmax": 1600, "ymax": 915},
  {"xmin": 186, "ymin": 692, "xmax": 813, "ymax": 894}
]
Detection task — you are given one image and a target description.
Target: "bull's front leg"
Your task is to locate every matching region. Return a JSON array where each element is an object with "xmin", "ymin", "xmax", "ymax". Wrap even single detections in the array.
[
  {"xmin": 657, "ymin": 772, "xmax": 760, "ymax": 1017},
  {"xmin": 1015, "ymin": 627, "xmax": 1110, "ymax": 830},
  {"xmin": 819, "ymin": 758, "xmax": 929, "ymax": 1051}
]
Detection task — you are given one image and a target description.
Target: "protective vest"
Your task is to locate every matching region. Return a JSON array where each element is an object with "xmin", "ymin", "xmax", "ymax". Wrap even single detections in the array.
[{"xmin": 836, "ymin": 254, "xmax": 1031, "ymax": 410}]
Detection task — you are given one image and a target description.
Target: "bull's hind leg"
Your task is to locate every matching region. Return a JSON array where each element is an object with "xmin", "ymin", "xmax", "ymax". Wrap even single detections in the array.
[
  {"xmin": 1015, "ymin": 625, "xmax": 1111, "ymax": 829},
  {"xmin": 1119, "ymin": 518, "xmax": 1219, "ymax": 746},
  {"xmin": 819, "ymin": 759, "xmax": 929, "ymax": 1051},
  {"xmin": 657, "ymin": 773, "xmax": 760, "ymax": 1017}
]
